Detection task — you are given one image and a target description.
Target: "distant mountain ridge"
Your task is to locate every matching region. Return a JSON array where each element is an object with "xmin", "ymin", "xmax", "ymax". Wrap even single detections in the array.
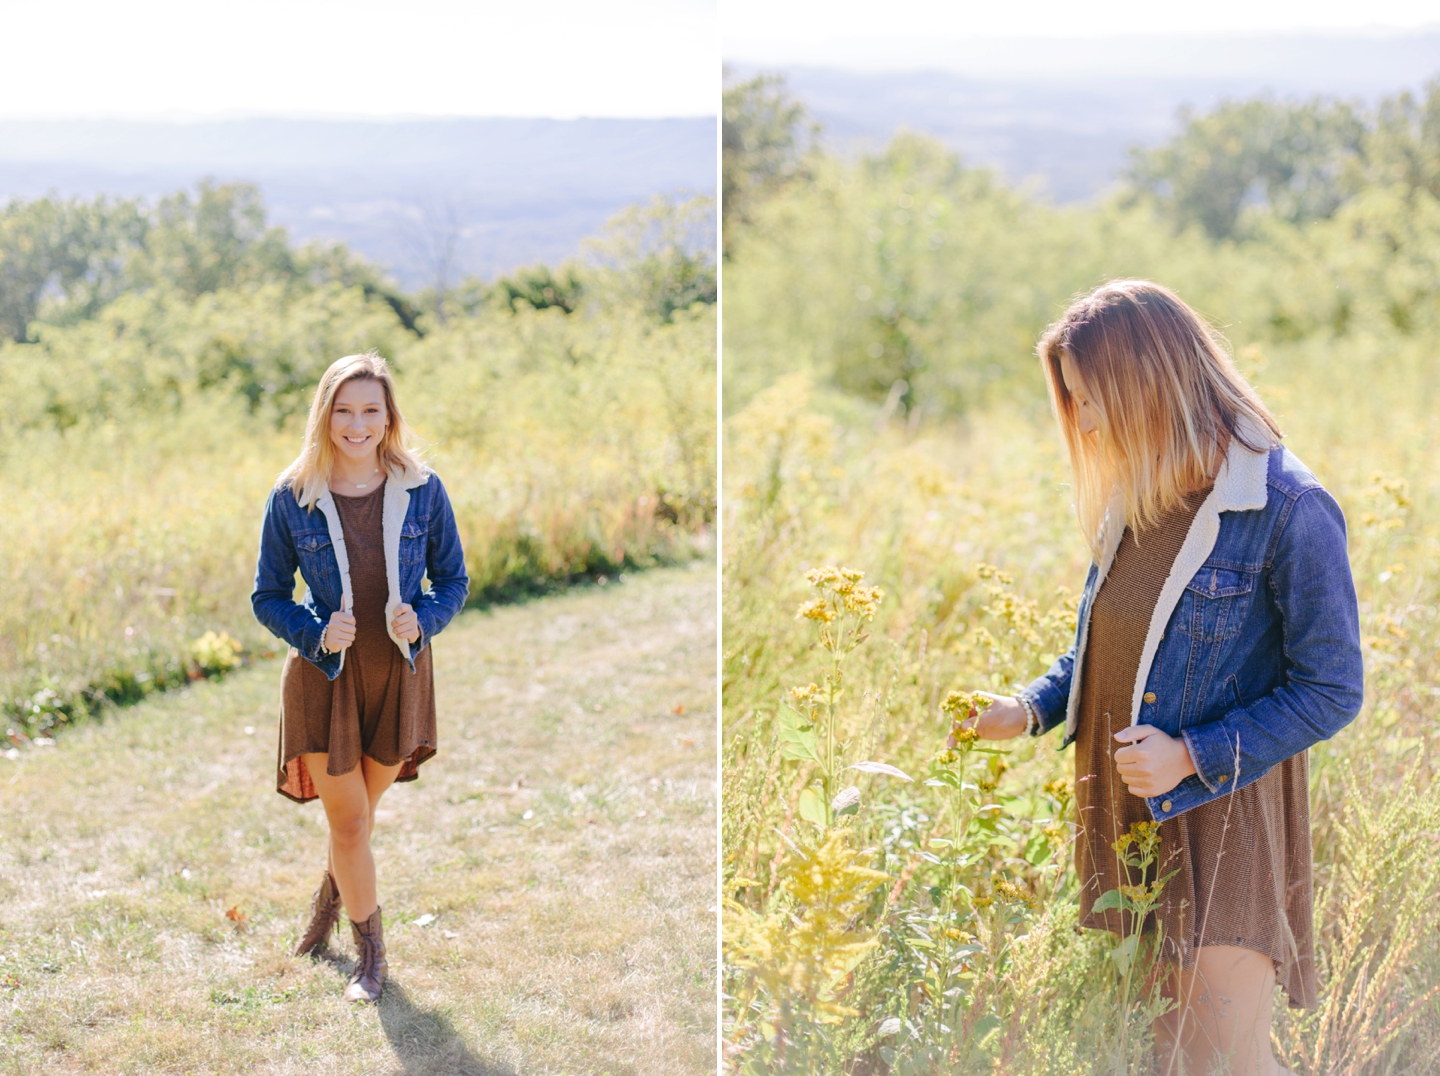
[
  {"xmin": 728, "ymin": 32, "xmax": 1440, "ymax": 202},
  {"xmin": 0, "ymin": 117, "xmax": 717, "ymax": 285}
]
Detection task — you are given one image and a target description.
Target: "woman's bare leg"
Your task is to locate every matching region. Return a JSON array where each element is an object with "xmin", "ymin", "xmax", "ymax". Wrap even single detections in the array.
[
  {"xmin": 361, "ymin": 754, "xmax": 403, "ymax": 835},
  {"xmin": 303, "ymin": 753, "xmax": 401, "ymax": 923},
  {"xmin": 1154, "ymin": 944, "xmax": 1284, "ymax": 1076}
]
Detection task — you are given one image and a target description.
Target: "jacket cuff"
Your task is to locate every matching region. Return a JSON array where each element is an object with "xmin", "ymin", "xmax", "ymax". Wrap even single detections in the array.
[
  {"xmin": 302, "ymin": 619, "xmax": 328, "ymax": 664},
  {"xmin": 1180, "ymin": 721, "xmax": 1238, "ymax": 795},
  {"xmin": 1017, "ymin": 681, "xmax": 1065, "ymax": 737},
  {"xmin": 415, "ymin": 606, "xmax": 436, "ymax": 649}
]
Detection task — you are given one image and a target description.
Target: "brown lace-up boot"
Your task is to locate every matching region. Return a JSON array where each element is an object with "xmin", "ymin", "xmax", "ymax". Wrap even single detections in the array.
[
  {"xmin": 343, "ymin": 906, "xmax": 387, "ymax": 1002},
  {"xmin": 294, "ymin": 870, "xmax": 342, "ymax": 956}
]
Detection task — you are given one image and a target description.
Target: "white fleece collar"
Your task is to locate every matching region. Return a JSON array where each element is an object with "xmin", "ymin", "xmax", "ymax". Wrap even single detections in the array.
[
  {"xmin": 1063, "ymin": 421, "xmax": 1274, "ymax": 740},
  {"xmin": 313, "ymin": 463, "xmax": 430, "ymax": 671}
]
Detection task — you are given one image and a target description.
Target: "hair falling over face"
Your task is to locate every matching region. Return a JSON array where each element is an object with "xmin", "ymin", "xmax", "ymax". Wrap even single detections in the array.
[{"xmin": 1037, "ymin": 280, "xmax": 1283, "ymax": 557}]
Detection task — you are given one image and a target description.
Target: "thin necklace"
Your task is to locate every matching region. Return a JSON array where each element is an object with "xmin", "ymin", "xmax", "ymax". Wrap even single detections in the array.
[{"xmin": 351, "ymin": 467, "xmax": 380, "ymax": 490}]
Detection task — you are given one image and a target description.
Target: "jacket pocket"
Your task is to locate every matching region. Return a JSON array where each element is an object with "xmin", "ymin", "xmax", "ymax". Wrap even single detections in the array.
[
  {"xmin": 399, "ymin": 520, "xmax": 426, "ymax": 566},
  {"xmin": 1176, "ymin": 565, "xmax": 1255, "ymax": 641},
  {"xmin": 294, "ymin": 532, "xmax": 338, "ymax": 584}
]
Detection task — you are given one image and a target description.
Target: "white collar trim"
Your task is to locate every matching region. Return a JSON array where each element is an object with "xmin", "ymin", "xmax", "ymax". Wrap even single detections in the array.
[
  {"xmin": 1063, "ymin": 420, "xmax": 1275, "ymax": 739},
  {"xmin": 312, "ymin": 464, "xmax": 430, "ymax": 669}
]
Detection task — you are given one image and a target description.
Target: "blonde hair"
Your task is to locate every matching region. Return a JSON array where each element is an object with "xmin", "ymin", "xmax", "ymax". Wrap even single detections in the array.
[
  {"xmin": 280, "ymin": 350, "xmax": 425, "ymax": 509},
  {"xmin": 1038, "ymin": 280, "xmax": 1281, "ymax": 558}
]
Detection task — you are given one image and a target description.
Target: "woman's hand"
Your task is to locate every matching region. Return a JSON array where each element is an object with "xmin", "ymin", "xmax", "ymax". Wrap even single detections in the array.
[
  {"xmin": 324, "ymin": 608, "xmax": 357, "ymax": 652},
  {"xmin": 391, "ymin": 602, "xmax": 421, "ymax": 644},
  {"xmin": 953, "ymin": 692, "xmax": 1028, "ymax": 742},
  {"xmin": 1113, "ymin": 725, "xmax": 1197, "ymax": 798}
]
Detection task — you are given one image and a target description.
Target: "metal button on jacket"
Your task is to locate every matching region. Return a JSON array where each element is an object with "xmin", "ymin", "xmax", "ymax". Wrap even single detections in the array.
[
  {"xmin": 1161, "ymin": 799, "xmax": 1173, "ymax": 813},
  {"xmin": 1143, "ymin": 691, "xmax": 1157, "ymax": 704}
]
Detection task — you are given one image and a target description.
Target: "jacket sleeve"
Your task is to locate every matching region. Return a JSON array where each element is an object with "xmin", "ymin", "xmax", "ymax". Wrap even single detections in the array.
[
  {"xmin": 411, "ymin": 474, "xmax": 470, "ymax": 650},
  {"xmin": 250, "ymin": 486, "xmax": 328, "ymax": 661},
  {"xmin": 1017, "ymin": 642, "xmax": 1076, "ymax": 736},
  {"xmin": 1181, "ymin": 486, "xmax": 1364, "ymax": 793}
]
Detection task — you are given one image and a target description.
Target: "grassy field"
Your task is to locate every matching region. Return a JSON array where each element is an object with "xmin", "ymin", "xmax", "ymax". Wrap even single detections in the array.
[
  {"xmin": 0, "ymin": 561, "xmax": 717, "ymax": 1076},
  {"xmin": 721, "ymin": 358, "xmax": 1440, "ymax": 1073},
  {"xmin": 720, "ymin": 81, "xmax": 1440, "ymax": 1072},
  {"xmin": 0, "ymin": 298, "xmax": 715, "ymax": 737},
  {"xmin": 0, "ymin": 187, "xmax": 716, "ymax": 739}
]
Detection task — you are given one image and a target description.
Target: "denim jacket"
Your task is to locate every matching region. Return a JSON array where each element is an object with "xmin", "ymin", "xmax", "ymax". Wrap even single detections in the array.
[
  {"xmin": 1018, "ymin": 424, "xmax": 1363, "ymax": 821},
  {"xmin": 251, "ymin": 464, "xmax": 470, "ymax": 680}
]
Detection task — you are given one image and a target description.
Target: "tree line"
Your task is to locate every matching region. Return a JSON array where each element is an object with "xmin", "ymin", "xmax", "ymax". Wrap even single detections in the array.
[
  {"xmin": 725, "ymin": 71, "xmax": 1440, "ymax": 245},
  {"xmin": 721, "ymin": 71, "xmax": 1440, "ymax": 415},
  {"xmin": 0, "ymin": 182, "xmax": 716, "ymax": 345}
]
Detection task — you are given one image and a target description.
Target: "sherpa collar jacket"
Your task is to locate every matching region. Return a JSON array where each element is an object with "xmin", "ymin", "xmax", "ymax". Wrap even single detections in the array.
[
  {"xmin": 251, "ymin": 465, "xmax": 470, "ymax": 680},
  {"xmin": 1017, "ymin": 422, "xmax": 1364, "ymax": 822}
]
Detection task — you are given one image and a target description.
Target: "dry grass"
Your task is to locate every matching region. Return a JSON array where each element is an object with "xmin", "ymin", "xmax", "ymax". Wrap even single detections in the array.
[{"xmin": 0, "ymin": 561, "xmax": 717, "ymax": 1075}]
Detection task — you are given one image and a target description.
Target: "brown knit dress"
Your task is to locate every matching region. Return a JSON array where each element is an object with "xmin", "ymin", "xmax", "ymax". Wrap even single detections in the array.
[
  {"xmin": 1073, "ymin": 486, "xmax": 1317, "ymax": 1009},
  {"xmin": 275, "ymin": 480, "xmax": 437, "ymax": 803}
]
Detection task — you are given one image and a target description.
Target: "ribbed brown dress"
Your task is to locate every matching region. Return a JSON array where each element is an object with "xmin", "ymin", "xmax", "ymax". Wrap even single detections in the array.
[
  {"xmin": 275, "ymin": 480, "xmax": 437, "ymax": 803},
  {"xmin": 1073, "ymin": 486, "xmax": 1317, "ymax": 1009}
]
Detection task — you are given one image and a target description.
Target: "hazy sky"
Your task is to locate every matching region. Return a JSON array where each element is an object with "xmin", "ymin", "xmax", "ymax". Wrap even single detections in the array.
[
  {"xmin": 2, "ymin": 0, "xmax": 716, "ymax": 119},
  {"xmin": 726, "ymin": 0, "xmax": 1440, "ymax": 69}
]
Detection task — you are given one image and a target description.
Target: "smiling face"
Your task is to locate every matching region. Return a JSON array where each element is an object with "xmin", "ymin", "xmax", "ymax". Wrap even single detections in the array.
[
  {"xmin": 1059, "ymin": 349, "xmax": 1099, "ymax": 436},
  {"xmin": 329, "ymin": 377, "xmax": 388, "ymax": 465}
]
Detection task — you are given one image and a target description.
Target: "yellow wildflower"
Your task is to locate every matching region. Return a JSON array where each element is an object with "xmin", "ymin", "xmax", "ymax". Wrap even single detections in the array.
[
  {"xmin": 1042, "ymin": 779, "xmax": 1070, "ymax": 801},
  {"xmin": 940, "ymin": 690, "xmax": 992, "ymax": 720},
  {"xmin": 796, "ymin": 598, "xmax": 835, "ymax": 623},
  {"xmin": 842, "ymin": 584, "xmax": 884, "ymax": 620},
  {"xmin": 789, "ymin": 683, "xmax": 822, "ymax": 703},
  {"xmin": 996, "ymin": 879, "xmax": 1035, "ymax": 906}
]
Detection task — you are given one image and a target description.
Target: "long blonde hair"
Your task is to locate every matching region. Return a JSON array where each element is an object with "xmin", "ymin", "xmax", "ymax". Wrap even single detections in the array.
[
  {"xmin": 1038, "ymin": 280, "xmax": 1281, "ymax": 558},
  {"xmin": 280, "ymin": 350, "xmax": 425, "ymax": 509}
]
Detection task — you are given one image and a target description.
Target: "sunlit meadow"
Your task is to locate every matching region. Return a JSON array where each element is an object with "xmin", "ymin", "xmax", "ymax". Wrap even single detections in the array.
[
  {"xmin": 0, "ymin": 210, "xmax": 715, "ymax": 739},
  {"xmin": 721, "ymin": 87, "xmax": 1440, "ymax": 1074}
]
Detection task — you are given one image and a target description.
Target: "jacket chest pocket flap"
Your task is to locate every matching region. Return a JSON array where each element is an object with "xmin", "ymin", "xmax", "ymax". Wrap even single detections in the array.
[
  {"xmin": 295, "ymin": 532, "xmax": 333, "ymax": 554},
  {"xmin": 294, "ymin": 532, "xmax": 336, "ymax": 577},
  {"xmin": 399, "ymin": 520, "xmax": 426, "ymax": 565},
  {"xmin": 1178, "ymin": 565, "xmax": 1254, "ymax": 641}
]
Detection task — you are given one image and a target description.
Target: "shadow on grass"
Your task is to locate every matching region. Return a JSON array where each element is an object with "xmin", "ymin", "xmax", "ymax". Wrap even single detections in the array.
[
  {"xmin": 317, "ymin": 951, "xmax": 510, "ymax": 1075},
  {"xmin": 378, "ymin": 980, "xmax": 511, "ymax": 1076}
]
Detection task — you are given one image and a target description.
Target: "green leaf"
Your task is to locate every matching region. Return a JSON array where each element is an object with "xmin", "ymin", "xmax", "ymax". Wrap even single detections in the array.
[
  {"xmin": 1109, "ymin": 933, "xmax": 1139, "ymax": 975},
  {"xmin": 831, "ymin": 785, "xmax": 861, "ymax": 816},
  {"xmin": 797, "ymin": 786, "xmax": 827, "ymax": 828},
  {"xmin": 776, "ymin": 707, "xmax": 822, "ymax": 765},
  {"xmin": 1091, "ymin": 889, "xmax": 1128, "ymax": 913},
  {"xmin": 848, "ymin": 760, "xmax": 914, "ymax": 781},
  {"xmin": 971, "ymin": 1013, "xmax": 1002, "ymax": 1046}
]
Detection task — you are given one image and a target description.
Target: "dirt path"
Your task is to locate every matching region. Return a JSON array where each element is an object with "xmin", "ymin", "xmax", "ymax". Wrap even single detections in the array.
[{"xmin": 0, "ymin": 562, "xmax": 717, "ymax": 1075}]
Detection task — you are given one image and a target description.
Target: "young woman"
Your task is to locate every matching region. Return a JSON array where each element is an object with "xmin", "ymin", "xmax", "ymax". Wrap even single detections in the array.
[
  {"xmin": 962, "ymin": 282, "xmax": 1363, "ymax": 1075},
  {"xmin": 251, "ymin": 351, "xmax": 469, "ymax": 1003}
]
